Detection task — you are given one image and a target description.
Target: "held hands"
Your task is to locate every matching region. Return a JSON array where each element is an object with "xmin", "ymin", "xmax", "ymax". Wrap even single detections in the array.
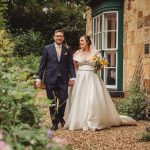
[
  {"xmin": 68, "ymin": 79, "xmax": 75, "ymax": 86},
  {"xmin": 35, "ymin": 80, "xmax": 42, "ymax": 88},
  {"xmin": 35, "ymin": 79, "xmax": 75, "ymax": 88}
]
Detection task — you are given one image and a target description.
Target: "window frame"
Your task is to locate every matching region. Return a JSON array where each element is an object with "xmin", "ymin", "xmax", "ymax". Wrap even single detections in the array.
[{"xmin": 92, "ymin": 11, "xmax": 119, "ymax": 89}]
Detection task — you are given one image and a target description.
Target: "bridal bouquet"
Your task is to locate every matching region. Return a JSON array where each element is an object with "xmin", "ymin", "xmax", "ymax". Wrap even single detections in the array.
[{"xmin": 92, "ymin": 55, "xmax": 108, "ymax": 72}]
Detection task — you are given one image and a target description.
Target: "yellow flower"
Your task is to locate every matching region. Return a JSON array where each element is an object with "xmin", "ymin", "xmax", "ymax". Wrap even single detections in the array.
[
  {"xmin": 99, "ymin": 59, "xmax": 103, "ymax": 65},
  {"xmin": 92, "ymin": 55, "xmax": 96, "ymax": 60},
  {"xmin": 102, "ymin": 60, "xmax": 108, "ymax": 66}
]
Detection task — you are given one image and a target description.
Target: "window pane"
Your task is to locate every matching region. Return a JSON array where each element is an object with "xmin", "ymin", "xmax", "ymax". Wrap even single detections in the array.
[
  {"xmin": 105, "ymin": 51, "xmax": 116, "ymax": 67},
  {"xmin": 95, "ymin": 34, "xmax": 98, "ymax": 50},
  {"xmin": 96, "ymin": 17, "xmax": 98, "ymax": 33},
  {"xmin": 99, "ymin": 33, "xmax": 102, "ymax": 50},
  {"xmin": 103, "ymin": 31, "xmax": 116, "ymax": 49},
  {"xmin": 104, "ymin": 13, "xmax": 117, "ymax": 31},
  {"xmin": 93, "ymin": 15, "xmax": 103, "ymax": 50},
  {"xmin": 93, "ymin": 35, "xmax": 95, "ymax": 44},
  {"xmin": 97, "ymin": 16, "xmax": 100, "ymax": 33},
  {"xmin": 104, "ymin": 68, "xmax": 116, "ymax": 85},
  {"xmin": 100, "ymin": 15, "xmax": 102, "ymax": 32},
  {"xmin": 94, "ymin": 18, "xmax": 96, "ymax": 34}
]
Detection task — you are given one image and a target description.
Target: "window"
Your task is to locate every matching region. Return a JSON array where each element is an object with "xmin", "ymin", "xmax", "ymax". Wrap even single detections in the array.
[
  {"xmin": 93, "ymin": 15, "xmax": 102, "ymax": 50},
  {"xmin": 93, "ymin": 11, "xmax": 118, "ymax": 89}
]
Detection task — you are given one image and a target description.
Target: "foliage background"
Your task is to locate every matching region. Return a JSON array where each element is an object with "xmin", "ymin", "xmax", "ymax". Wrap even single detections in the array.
[{"xmin": 6, "ymin": 0, "xmax": 88, "ymax": 53}]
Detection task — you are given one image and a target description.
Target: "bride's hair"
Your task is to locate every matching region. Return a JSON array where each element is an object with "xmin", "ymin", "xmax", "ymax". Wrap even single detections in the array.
[{"xmin": 80, "ymin": 35, "xmax": 91, "ymax": 46}]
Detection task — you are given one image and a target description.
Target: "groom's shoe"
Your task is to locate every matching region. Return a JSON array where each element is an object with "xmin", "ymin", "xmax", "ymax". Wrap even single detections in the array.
[{"xmin": 51, "ymin": 124, "xmax": 58, "ymax": 131}]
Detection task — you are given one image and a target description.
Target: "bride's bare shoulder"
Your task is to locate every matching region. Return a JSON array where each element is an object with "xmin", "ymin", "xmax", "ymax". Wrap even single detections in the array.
[{"xmin": 74, "ymin": 49, "xmax": 81, "ymax": 55}]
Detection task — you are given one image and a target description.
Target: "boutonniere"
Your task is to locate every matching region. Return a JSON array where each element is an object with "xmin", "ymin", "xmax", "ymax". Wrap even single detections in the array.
[{"xmin": 64, "ymin": 52, "xmax": 68, "ymax": 55}]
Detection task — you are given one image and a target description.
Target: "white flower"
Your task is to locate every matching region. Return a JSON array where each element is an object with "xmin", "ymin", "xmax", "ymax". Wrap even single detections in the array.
[{"xmin": 42, "ymin": 7, "xmax": 49, "ymax": 14}]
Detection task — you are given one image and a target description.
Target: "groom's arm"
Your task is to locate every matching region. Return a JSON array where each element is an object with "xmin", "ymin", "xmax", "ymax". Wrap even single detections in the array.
[{"xmin": 36, "ymin": 46, "xmax": 48, "ymax": 80}]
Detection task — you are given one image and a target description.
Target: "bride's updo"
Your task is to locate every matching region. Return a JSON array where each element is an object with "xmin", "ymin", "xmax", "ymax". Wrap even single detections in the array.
[{"xmin": 80, "ymin": 35, "xmax": 91, "ymax": 46}]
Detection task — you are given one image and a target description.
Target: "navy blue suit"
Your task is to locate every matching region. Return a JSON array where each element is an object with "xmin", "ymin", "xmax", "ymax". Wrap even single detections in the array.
[{"xmin": 37, "ymin": 43, "xmax": 76, "ymax": 125}]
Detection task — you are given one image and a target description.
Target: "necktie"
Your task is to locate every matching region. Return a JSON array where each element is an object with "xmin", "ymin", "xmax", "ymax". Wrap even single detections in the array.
[{"xmin": 57, "ymin": 46, "xmax": 61, "ymax": 56}]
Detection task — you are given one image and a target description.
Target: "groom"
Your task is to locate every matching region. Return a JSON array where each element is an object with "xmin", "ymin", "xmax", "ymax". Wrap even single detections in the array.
[{"xmin": 36, "ymin": 30, "xmax": 76, "ymax": 131}]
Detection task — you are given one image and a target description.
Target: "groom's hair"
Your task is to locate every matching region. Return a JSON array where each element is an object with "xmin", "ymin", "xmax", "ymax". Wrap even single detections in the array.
[
  {"xmin": 81, "ymin": 35, "xmax": 91, "ymax": 46},
  {"xmin": 54, "ymin": 29, "xmax": 64, "ymax": 35}
]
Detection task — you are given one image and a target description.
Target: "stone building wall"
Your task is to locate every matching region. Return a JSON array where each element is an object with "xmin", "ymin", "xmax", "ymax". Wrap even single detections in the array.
[
  {"xmin": 85, "ymin": 6, "xmax": 92, "ymax": 36},
  {"xmin": 123, "ymin": 0, "xmax": 150, "ymax": 91}
]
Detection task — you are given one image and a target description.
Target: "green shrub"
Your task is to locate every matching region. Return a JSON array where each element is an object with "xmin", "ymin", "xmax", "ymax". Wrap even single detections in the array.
[
  {"xmin": 0, "ymin": 30, "xmax": 14, "ymax": 57},
  {"xmin": 2, "ymin": 124, "xmax": 70, "ymax": 150},
  {"xmin": 0, "ymin": 58, "xmax": 70, "ymax": 150},
  {"xmin": 0, "ymin": 0, "xmax": 7, "ymax": 28},
  {"xmin": 140, "ymin": 132, "xmax": 150, "ymax": 142},
  {"xmin": 14, "ymin": 54, "xmax": 40, "ymax": 78},
  {"xmin": 0, "ymin": 58, "xmax": 40, "ymax": 126},
  {"xmin": 139, "ymin": 126, "xmax": 150, "ymax": 142},
  {"xmin": 7, "ymin": 1, "xmax": 86, "ymax": 50},
  {"xmin": 116, "ymin": 75, "xmax": 150, "ymax": 120},
  {"xmin": 13, "ymin": 30, "xmax": 45, "ymax": 57}
]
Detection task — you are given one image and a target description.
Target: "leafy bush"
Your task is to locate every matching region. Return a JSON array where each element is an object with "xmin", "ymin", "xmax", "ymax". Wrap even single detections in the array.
[
  {"xmin": 14, "ymin": 54, "xmax": 40, "ymax": 78},
  {"xmin": 0, "ymin": 57, "xmax": 40, "ymax": 126},
  {"xmin": 138, "ymin": 126, "xmax": 150, "ymax": 142},
  {"xmin": 7, "ymin": 1, "xmax": 86, "ymax": 50},
  {"xmin": 1, "ymin": 123, "xmax": 71, "ymax": 150},
  {"xmin": 0, "ymin": 58, "xmax": 70, "ymax": 149},
  {"xmin": 1, "ymin": 124, "xmax": 70, "ymax": 150},
  {"xmin": 139, "ymin": 132, "xmax": 150, "ymax": 142},
  {"xmin": 13, "ymin": 30, "xmax": 45, "ymax": 56},
  {"xmin": 0, "ymin": 0, "xmax": 7, "ymax": 28},
  {"xmin": 0, "ymin": 30, "xmax": 14, "ymax": 57},
  {"xmin": 116, "ymin": 76, "xmax": 150, "ymax": 120}
]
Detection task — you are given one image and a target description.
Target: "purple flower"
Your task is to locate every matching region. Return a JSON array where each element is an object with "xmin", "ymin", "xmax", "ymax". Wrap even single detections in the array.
[{"xmin": 47, "ymin": 129, "xmax": 53, "ymax": 138}]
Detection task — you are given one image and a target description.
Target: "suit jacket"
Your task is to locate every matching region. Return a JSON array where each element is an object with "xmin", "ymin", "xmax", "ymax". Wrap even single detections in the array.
[{"xmin": 37, "ymin": 43, "xmax": 76, "ymax": 84}]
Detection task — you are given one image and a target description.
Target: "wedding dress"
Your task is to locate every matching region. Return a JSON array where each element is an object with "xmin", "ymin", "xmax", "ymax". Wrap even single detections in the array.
[{"xmin": 64, "ymin": 49, "xmax": 136, "ymax": 131}]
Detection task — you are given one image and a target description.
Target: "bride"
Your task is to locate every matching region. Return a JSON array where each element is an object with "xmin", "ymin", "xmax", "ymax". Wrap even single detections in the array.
[{"xmin": 64, "ymin": 35, "xmax": 137, "ymax": 131}]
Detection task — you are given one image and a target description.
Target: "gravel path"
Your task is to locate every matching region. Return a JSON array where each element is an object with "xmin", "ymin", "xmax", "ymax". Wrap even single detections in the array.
[
  {"xmin": 38, "ymin": 90, "xmax": 150, "ymax": 150},
  {"xmin": 42, "ymin": 109, "xmax": 150, "ymax": 150}
]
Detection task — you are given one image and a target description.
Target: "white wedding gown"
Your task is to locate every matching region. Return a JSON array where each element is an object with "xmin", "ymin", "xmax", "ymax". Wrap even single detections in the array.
[{"xmin": 64, "ymin": 50, "xmax": 136, "ymax": 131}]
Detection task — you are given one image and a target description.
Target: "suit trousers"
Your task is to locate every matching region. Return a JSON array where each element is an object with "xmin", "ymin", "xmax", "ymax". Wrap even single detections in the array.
[{"xmin": 45, "ymin": 77, "xmax": 68, "ymax": 125}]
